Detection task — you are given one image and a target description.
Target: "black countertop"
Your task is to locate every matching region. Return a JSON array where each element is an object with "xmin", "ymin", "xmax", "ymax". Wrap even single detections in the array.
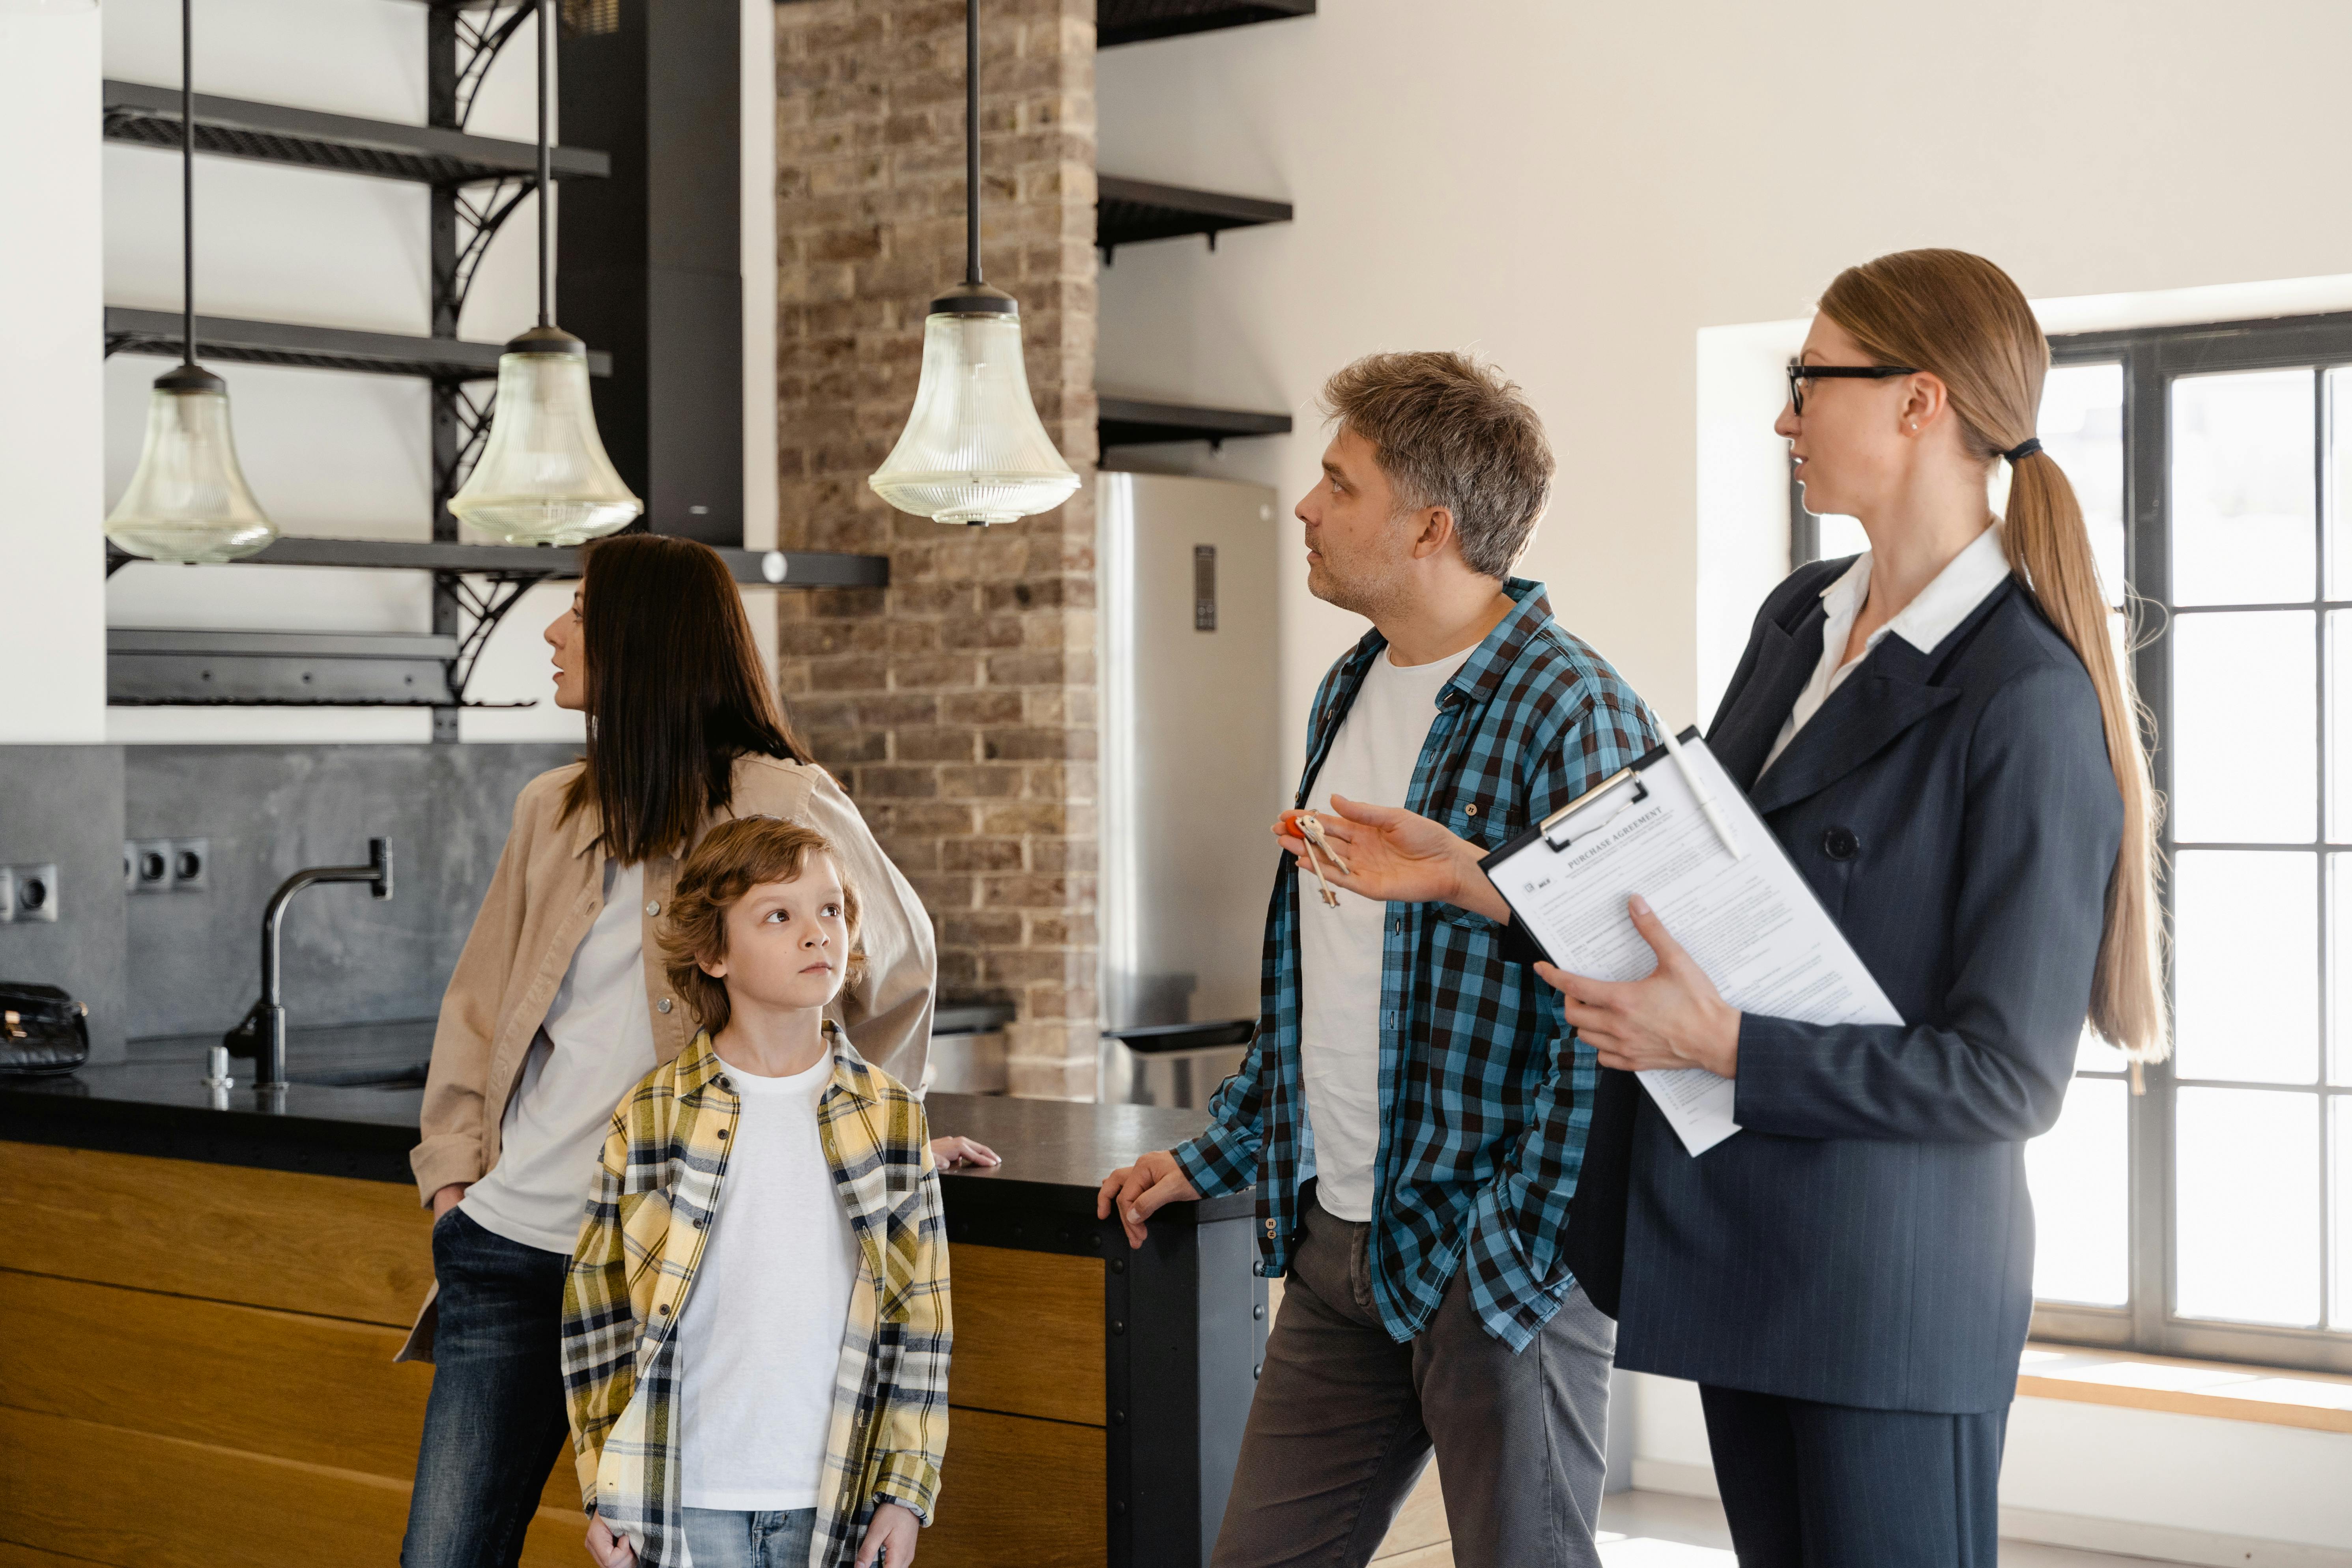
[{"xmin": 0, "ymin": 1043, "xmax": 1251, "ymax": 1230}]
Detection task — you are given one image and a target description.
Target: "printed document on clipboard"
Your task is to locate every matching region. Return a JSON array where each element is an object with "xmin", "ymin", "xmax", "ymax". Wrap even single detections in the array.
[{"xmin": 1479, "ymin": 727, "xmax": 1900, "ymax": 1156}]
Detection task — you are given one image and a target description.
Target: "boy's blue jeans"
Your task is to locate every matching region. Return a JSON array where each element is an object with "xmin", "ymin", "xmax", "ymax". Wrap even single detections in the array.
[
  {"xmin": 402, "ymin": 1207, "xmax": 574, "ymax": 1568},
  {"xmin": 681, "ymin": 1508, "xmax": 819, "ymax": 1567}
]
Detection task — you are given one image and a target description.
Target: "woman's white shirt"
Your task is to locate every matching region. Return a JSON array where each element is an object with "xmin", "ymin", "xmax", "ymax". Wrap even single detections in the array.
[
  {"xmin": 1759, "ymin": 524, "xmax": 2013, "ymax": 777},
  {"xmin": 458, "ymin": 858, "xmax": 659, "ymax": 1255}
]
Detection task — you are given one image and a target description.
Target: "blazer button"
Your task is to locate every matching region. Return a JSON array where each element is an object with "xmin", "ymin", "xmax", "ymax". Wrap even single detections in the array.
[{"xmin": 1822, "ymin": 826, "xmax": 1860, "ymax": 862}]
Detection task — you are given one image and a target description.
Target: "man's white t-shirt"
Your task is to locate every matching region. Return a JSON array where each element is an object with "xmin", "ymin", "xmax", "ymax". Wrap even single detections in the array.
[
  {"xmin": 677, "ymin": 1050, "xmax": 862, "ymax": 1512},
  {"xmin": 1296, "ymin": 644, "xmax": 1473, "ymax": 1223},
  {"xmin": 461, "ymin": 858, "xmax": 660, "ymax": 1255}
]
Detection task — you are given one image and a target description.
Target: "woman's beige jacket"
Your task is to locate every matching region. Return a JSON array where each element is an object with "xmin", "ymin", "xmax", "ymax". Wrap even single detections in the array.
[{"xmin": 398, "ymin": 754, "xmax": 934, "ymax": 1359}]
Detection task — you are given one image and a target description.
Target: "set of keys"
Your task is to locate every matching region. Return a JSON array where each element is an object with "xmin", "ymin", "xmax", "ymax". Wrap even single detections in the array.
[{"xmin": 1295, "ymin": 813, "xmax": 1352, "ymax": 907}]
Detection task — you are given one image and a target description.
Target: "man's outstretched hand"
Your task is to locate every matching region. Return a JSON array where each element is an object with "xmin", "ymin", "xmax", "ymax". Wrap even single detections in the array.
[{"xmin": 1096, "ymin": 1150, "xmax": 1200, "ymax": 1249}]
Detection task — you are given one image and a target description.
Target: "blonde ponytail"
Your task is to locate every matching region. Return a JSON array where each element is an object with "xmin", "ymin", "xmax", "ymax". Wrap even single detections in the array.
[{"xmin": 1823, "ymin": 250, "xmax": 2169, "ymax": 1062}]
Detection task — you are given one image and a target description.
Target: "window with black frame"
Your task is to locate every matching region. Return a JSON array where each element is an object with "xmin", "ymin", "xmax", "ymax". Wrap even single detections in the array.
[{"xmin": 1791, "ymin": 313, "xmax": 2352, "ymax": 1374}]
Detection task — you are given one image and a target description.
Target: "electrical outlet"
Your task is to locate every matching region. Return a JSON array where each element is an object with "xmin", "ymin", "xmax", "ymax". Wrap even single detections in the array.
[
  {"xmin": 169, "ymin": 837, "xmax": 210, "ymax": 891},
  {"xmin": 128, "ymin": 839, "xmax": 172, "ymax": 895},
  {"xmin": 8, "ymin": 864, "xmax": 58, "ymax": 923}
]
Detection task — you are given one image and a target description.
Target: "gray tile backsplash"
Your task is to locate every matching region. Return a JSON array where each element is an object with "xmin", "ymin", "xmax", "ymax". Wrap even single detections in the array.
[
  {"xmin": 0, "ymin": 746, "xmax": 131, "ymax": 1062},
  {"xmin": 0, "ymin": 742, "xmax": 576, "ymax": 1058},
  {"xmin": 122, "ymin": 743, "xmax": 577, "ymax": 1040}
]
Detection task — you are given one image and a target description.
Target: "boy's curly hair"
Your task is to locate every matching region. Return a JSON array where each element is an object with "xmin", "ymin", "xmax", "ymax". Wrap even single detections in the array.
[{"xmin": 658, "ymin": 816, "xmax": 862, "ymax": 1035}]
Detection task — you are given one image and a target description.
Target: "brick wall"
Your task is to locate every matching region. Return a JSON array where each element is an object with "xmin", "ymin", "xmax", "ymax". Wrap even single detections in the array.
[{"xmin": 772, "ymin": 0, "xmax": 1100, "ymax": 1098}]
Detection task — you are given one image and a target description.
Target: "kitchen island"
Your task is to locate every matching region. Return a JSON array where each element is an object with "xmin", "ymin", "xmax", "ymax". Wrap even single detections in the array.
[{"xmin": 0, "ymin": 1051, "xmax": 1263, "ymax": 1568}]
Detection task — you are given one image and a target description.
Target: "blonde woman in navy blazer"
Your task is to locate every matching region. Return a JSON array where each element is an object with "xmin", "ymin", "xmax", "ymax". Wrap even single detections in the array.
[{"xmin": 1277, "ymin": 249, "xmax": 2167, "ymax": 1566}]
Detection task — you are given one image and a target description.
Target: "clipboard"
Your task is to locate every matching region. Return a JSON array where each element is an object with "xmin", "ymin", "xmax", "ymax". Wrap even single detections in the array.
[{"xmin": 1477, "ymin": 727, "xmax": 1901, "ymax": 1155}]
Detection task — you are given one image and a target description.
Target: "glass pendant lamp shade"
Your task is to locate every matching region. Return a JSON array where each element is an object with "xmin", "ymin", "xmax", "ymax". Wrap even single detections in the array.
[
  {"xmin": 447, "ymin": 326, "xmax": 643, "ymax": 544},
  {"xmin": 105, "ymin": 364, "xmax": 278, "ymax": 564},
  {"xmin": 868, "ymin": 290, "xmax": 1080, "ymax": 526}
]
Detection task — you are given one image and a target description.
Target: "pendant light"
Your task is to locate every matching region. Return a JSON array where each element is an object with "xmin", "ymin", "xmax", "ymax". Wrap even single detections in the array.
[
  {"xmin": 447, "ymin": 0, "xmax": 641, "ymax": 545},
  {"xmin": 104, "ymin": 0, "xmax": 277, "ymax": 565},
  {"xmin": 866, "ymin": 0, "xmax": 1079, "ymax": 527}
]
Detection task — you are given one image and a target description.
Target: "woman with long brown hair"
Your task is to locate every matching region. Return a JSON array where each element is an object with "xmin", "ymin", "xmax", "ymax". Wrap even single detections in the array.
[
  {"xmin": 1277, "ymin": 249, "xmax": 2164, "ymax": 1563},
  {"xmin": 398, "ymin": 533, "xmax": 990, "ymax": 1568}
]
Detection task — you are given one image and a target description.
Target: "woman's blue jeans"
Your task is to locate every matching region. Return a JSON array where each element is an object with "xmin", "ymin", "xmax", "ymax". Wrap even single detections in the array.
[{"xmin": 401, "ymin": 1207, "xmax": 575, "ymax": 1568}]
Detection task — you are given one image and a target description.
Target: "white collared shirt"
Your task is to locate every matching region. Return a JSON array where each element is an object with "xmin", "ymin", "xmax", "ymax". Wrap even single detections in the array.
[{"xmin": 1759, "ymin": 523, "xmax": 2012, "ymax": 776}]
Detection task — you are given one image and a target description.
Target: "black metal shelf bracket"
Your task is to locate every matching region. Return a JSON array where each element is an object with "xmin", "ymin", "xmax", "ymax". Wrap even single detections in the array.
[
  {"xmin": 434, "ymin": 570, "xmax": 542, "ymax": 707},
  {"xmin": 440, "ymin": 3, "xmax": 538, "ymax": 132},
  {"xmin": 1097, "ymin": 176, "xmax": 1292, "ymax": 264}
]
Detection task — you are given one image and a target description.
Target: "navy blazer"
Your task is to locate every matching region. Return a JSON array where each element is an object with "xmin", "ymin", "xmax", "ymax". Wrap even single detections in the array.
[{"xmin": 1583, "ymin": 558, "xmax": 2123, "ymax": 1414}]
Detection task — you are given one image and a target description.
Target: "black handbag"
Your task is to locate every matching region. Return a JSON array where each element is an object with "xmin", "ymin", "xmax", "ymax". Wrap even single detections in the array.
[{"xmin": 0, "ymin": 982, "xmax": 90, "ymax": 1075}]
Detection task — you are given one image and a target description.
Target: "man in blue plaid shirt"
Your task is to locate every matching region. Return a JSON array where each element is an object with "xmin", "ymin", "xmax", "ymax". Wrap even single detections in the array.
[{"xmin": 1099, "ymin": 351, "xmax": 1658, "ymax": 1568}]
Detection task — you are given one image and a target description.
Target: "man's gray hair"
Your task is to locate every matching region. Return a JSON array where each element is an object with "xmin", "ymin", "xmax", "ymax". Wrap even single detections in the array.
[{"xmin": 1319, "ymin": 351, "xmax": 1554, "ymax": 578}]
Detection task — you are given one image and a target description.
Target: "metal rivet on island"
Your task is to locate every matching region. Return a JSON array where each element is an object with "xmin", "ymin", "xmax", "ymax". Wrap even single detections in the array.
[
  {"xmin": 657, "ymin": 997, "xmax": 673, "ymax": 1013},
  {"xmin": 1111, "ymin": 1319, "xmax": 1126, "ymax": 1335},
  {"xmin": 1110, "ymin": 1258, "xmax": 1125, "ymax": 1275},
  {"xmin": 1253, "ymin": 1304, "xmax": 1265, "ymax": 1320},
  {"xmin": 645, "ymin": 899, "xmax": 660, "ymax": 916}
]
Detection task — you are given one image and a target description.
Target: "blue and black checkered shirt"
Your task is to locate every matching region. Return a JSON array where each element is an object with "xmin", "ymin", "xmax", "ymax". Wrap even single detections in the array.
[{"xmin": 1172, "ymin": 578, "xmax": 1657, "ymax": 1349}]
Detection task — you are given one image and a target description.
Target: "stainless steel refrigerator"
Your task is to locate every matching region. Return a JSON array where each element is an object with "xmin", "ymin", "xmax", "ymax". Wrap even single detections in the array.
[{"xmin": 1097, "ymin": 471, "xmax": 1286, "ymax": 1106}]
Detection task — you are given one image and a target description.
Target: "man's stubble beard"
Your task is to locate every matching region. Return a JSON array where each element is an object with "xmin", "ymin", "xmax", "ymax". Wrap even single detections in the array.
[{"xmin": 1307, "ymin": 540, "xmax": 1410, "ymax": 627}]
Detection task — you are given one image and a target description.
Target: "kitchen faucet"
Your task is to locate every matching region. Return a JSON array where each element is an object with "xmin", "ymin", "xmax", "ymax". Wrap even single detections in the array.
[{"xmin": 223, "ymin": 837, "xmax": 394, "ymax": 1090}]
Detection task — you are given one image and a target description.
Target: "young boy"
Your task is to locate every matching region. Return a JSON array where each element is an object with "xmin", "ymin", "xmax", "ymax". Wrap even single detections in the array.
[{"xmin": 562, "ymin": 817, "xmax": 950, "ymax": 1568}]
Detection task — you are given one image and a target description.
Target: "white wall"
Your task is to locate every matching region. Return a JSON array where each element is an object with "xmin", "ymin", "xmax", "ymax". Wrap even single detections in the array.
[
  {"xmin": 1096, "ymin": 0, "xmax": 2352, "ymax": 758},
  {"xmin": 0, "ymin": 0, "xmax": 106, "ymax": 745}
]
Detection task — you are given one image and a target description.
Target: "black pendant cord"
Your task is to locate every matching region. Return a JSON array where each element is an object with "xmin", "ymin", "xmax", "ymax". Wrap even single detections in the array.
[
  {"xmin": 537, "ymin": 0, "xmax": 553, "ymax": 328},
  {"xmin": 965, "ymin": 0, "xmax": 980, "ymax": 287},
  {"xmin": 182, "ymin": 0, "xmax": 195, "ymax": 367}
]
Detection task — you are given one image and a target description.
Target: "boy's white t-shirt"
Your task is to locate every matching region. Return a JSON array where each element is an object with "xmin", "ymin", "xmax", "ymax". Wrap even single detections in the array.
[
  {"xmin": 461, "ymin": 858, "xmax": 659, "ymax": 1254},
  {"xmin": 677, "ymin": 1049, "xmax": 862, "ymax": 1512},
  {"xmin": 1295, "ymin": 644, "xmax": 1472, "ymax": 1223}
]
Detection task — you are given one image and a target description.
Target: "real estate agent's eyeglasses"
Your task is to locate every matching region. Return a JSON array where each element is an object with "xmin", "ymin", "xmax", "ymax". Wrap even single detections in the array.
[{"xmin": 1785, "ymin": 361, "xmax": 1919, "ymax": 415}]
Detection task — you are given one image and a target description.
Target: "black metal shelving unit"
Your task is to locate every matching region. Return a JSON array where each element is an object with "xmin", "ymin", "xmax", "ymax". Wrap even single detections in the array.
[
  {"xmin": 1098, "ymin": 0, "xmax": 1314, "ymax": 47},
  {"xmin": 103, "ymin": 307, "xmax": 605, "ymax": 381},
  {"xmin": 102, "ymin": 79, "xmax": 610, "ymax": 188},
  {"xmin": 1096, "ymin": 176, "xmax": 1290, "ymax": 262},
  {"xmin": 1099, "ymin": 396, "xmax": 1291, "ymax": 450},
  {"xmin": 102, "ymin": 541, "xmax": 888, "ymax": 712},
  {"xmin": 101, "ymin": 18, "xmax": 888, "ymax": 734}
]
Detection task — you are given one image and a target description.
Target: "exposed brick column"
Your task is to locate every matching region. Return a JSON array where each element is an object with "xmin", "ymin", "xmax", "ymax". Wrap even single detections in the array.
[{"xmin": 772, "ymin": 0, "xmax": 1100, "ymax": 1099}]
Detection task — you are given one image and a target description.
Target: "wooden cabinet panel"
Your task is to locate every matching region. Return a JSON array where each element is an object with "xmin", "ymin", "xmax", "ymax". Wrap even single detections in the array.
[
  {"xmin": 1, "ymin": 1141, "xmax": 430, "ymax": 1327},
  {"xmin": 945, "ymin": 1243, "xmax": 1105, "ymax": 1426},
  {"xmin": 0, "ymin": 1269, "xmax": 580, "ymax": 1515},
  {"xmin": 0, "ymin": 1542, "xmax": 110, "ymax": 1568},
  {"xmin": 0, "ymin": 1407, "xmax": 581, "ymax": 1568},
  {"xmin": 923, "ymin": 1407, "xmax": 1105, "ymax": 1568}
]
